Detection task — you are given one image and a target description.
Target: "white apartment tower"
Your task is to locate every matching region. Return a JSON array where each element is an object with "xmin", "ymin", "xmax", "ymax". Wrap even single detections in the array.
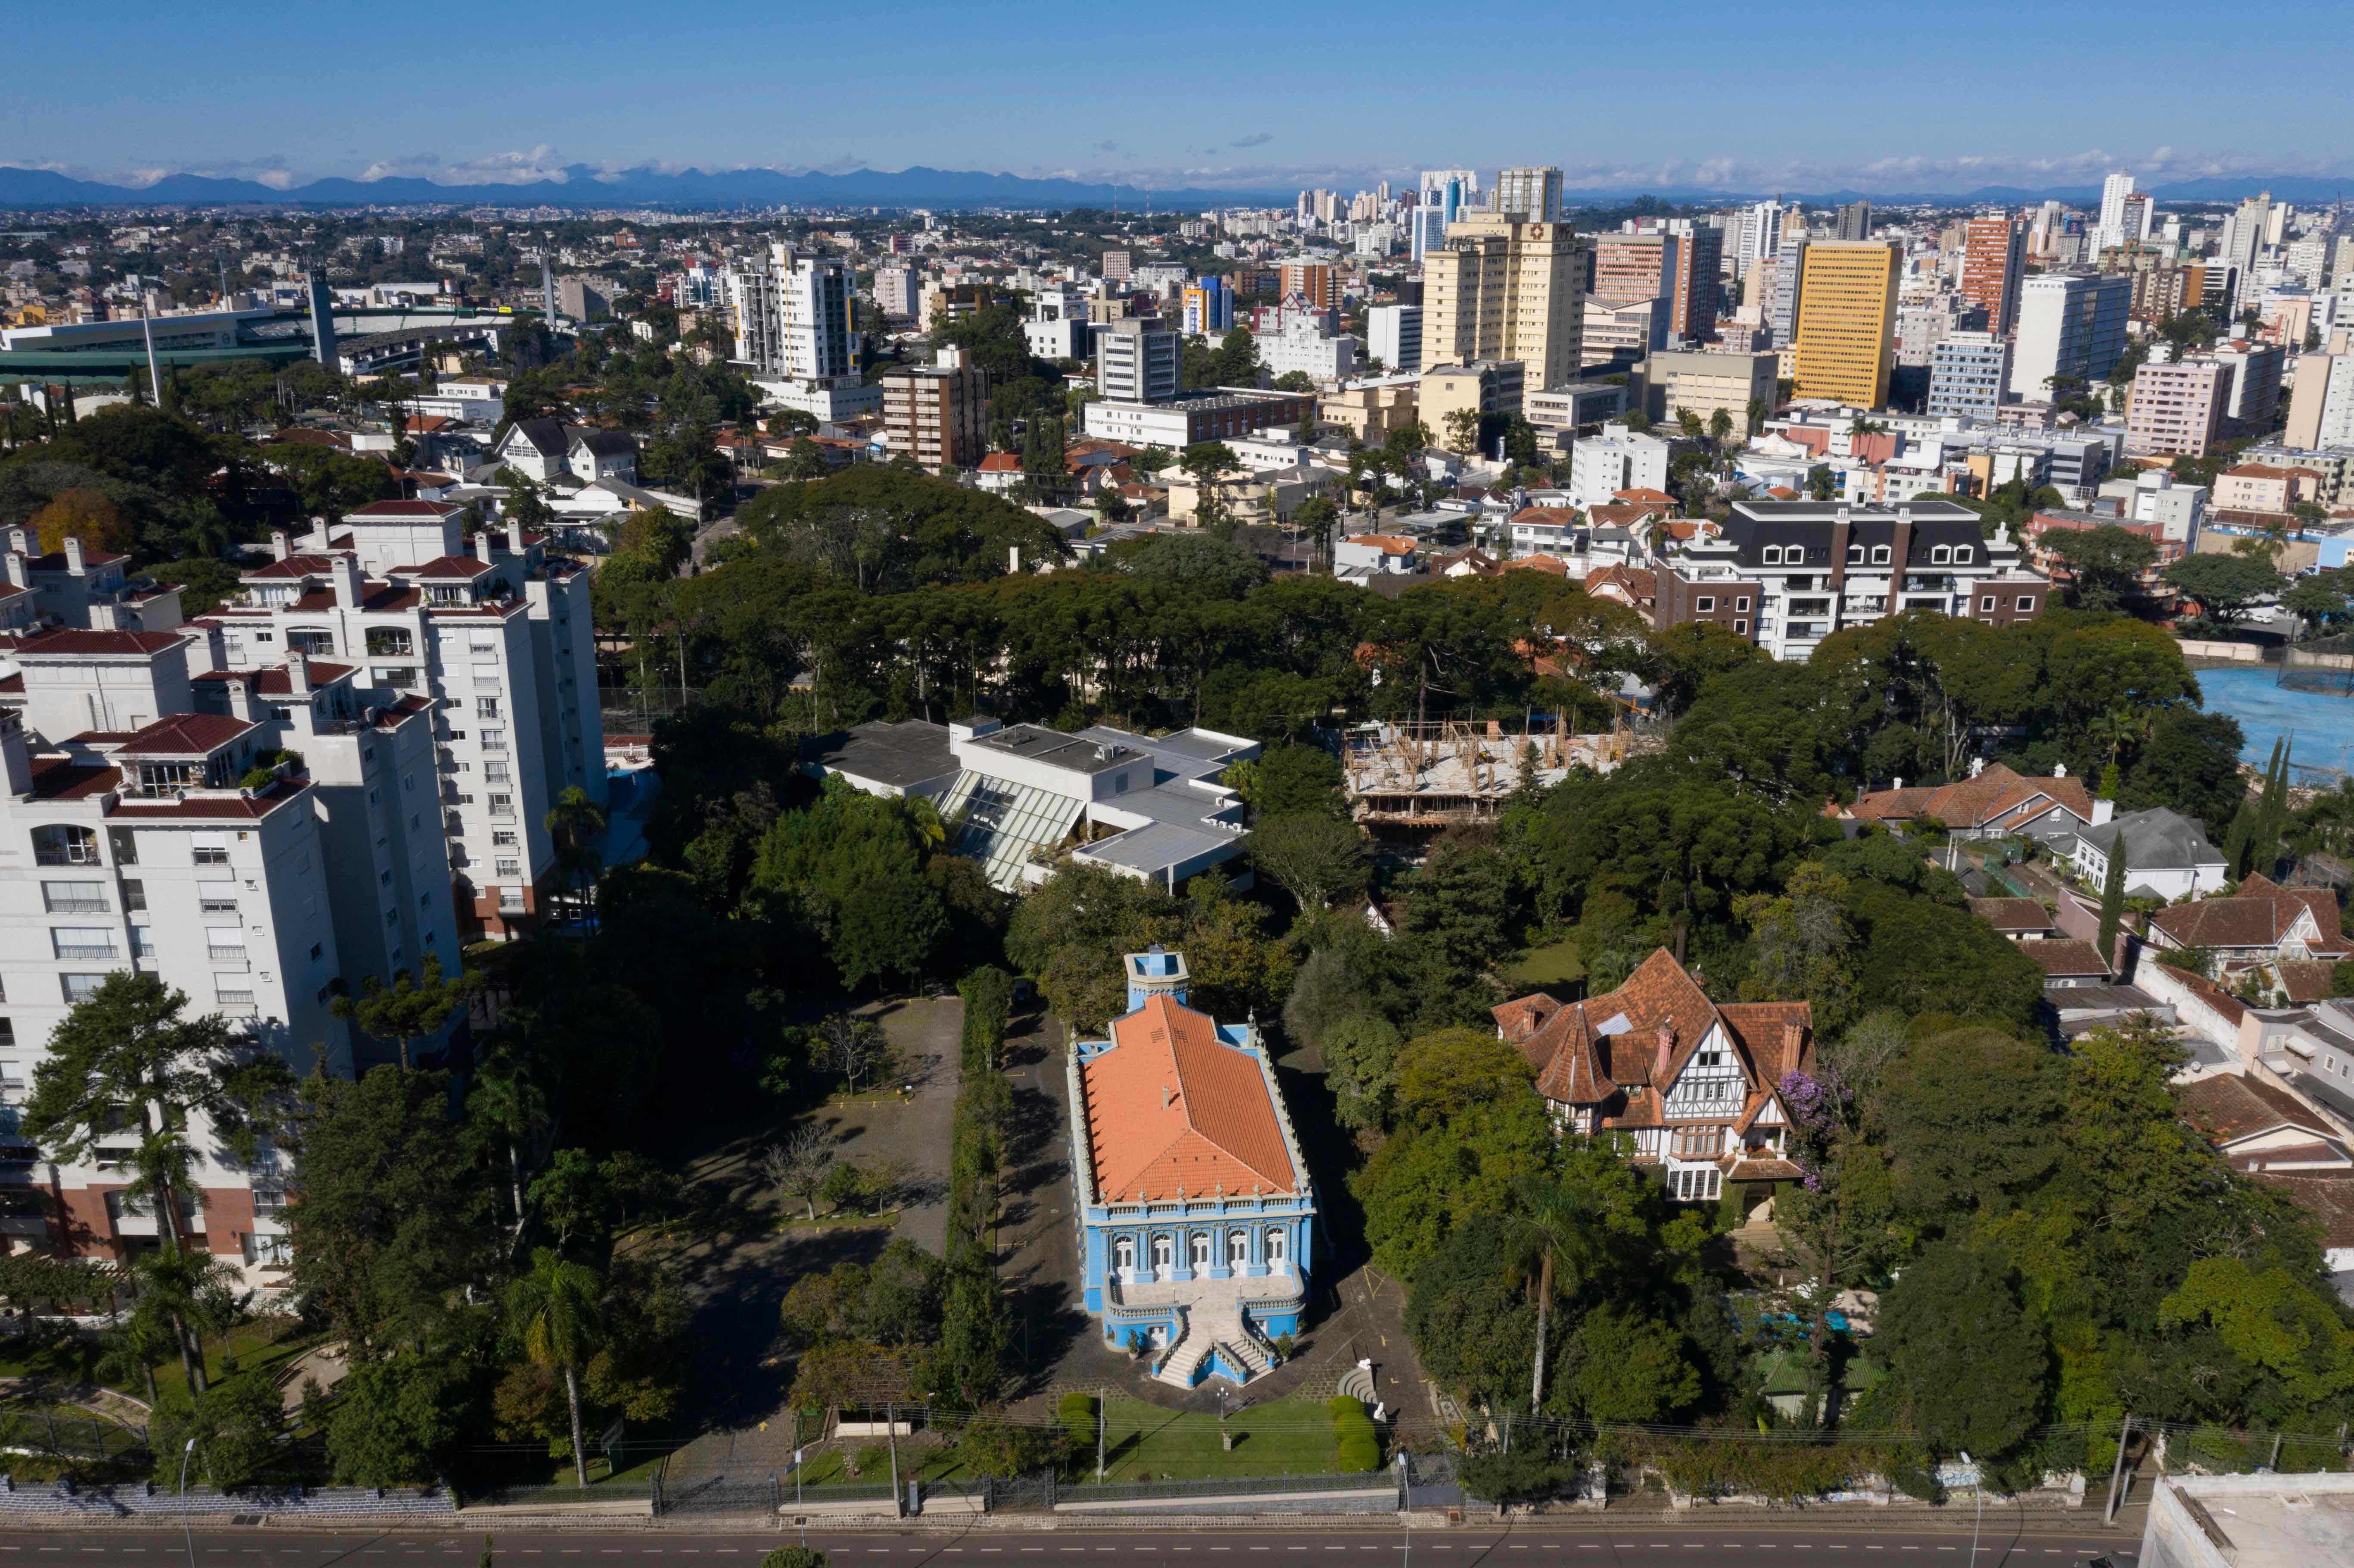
[
  {"xmin": 731, "ymin": 243, "xmax": 857, "ymax": 382},
  {"xmin": 2096, "ymin": 171, "xmax": 2137, "ymax": 251}
]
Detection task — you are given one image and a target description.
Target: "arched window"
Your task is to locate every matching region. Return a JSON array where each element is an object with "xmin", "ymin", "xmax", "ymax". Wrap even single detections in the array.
[
  {"xmin": 1191, "ymin": 1232, "xmax": 1212, "ymax": 1268},
  {"xmin": 1114, "ymin": 1236, "xmax": 1136, "ymax": 1272},
  {"xmin": 1267, "ymin": 1227, "xmax": 1289, "ymax": 1264},
  {"xmin": 1955, "ymin": 545, "xmax": 1974, "ymax": 564},
  {"xmin": 32, "ymin": 824, "xmax": 100, "ymax": 867},
  {"xmin": 1152, "ymin": 1235, "xmax": 1174, "ymax": 1270},
  {"xmin": 1229, "ymin": 1231, "xmax": 1249, "ymax": 1266}
]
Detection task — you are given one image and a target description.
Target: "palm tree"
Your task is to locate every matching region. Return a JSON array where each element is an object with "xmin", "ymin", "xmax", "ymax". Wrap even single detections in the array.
[
  {"xmin": 1513, "ymin": 1178, "xmax": 1604, "ymax": 1411},
  {"xmin": 543, "ymin": 787, "xmax": 608, "ymax": 930},
  {"xmin": 469, "ymin": 1048, "xmax": 552, "ymax": 1251},
  {"xmin": 508, "ymin": 1248, "xmax": 604, "ymax": 1486}
]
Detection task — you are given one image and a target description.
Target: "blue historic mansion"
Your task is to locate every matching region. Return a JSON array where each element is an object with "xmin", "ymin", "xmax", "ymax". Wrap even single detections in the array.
[{"xmin": 1067, "ymin": 948, "xmax": 1315, "ymax": 1387}]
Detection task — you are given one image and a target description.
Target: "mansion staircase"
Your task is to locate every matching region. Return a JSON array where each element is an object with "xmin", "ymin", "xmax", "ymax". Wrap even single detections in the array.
[{"xmin": 1152, "ymin": 1301, "xmax": 1272, "ymax": 1388}]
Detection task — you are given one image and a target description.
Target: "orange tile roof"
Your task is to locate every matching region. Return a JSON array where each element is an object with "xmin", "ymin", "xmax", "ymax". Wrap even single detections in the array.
[
  {"xmin": 1081, "ymin": 994, "xmax": 1298, "ymax": 1202},
  {"xmin": 1847, "ymin": 762, "xmax": 2095, "ymax": 832},
  {"xmin": 2180, "ymin": 1072, "xmax": 2341, "ymax": 1147}
]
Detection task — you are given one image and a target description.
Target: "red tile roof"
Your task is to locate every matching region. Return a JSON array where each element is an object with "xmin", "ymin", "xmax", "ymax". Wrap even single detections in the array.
[
  {"xmin": 25, "ymin": 757, "xmax": 119, "ymax": 800},
  {"xmin": 389, "ymin": 555, "xmax": 494, "ymax": 579},
  {"xmin": 192, "ymin": 661, "xmax": 357, "ymax": 694},
  {"xmin": 15, "ymin": 628, "xmax": 187, "ymax": 657},
  {"xmin": 1847, "ymin": 762, "xmax": 2096, "ymax": 833},
  {"xmin": 2245, "ymin": 1173, "xmax": 2354, "ymax": 1250},
  {"xmin": 2148, "ymin": 874, "xmax": 2351, "ymax": 958},
  {"xmin": 2020, "ymin": 938, "xmax": 2109, "ymax": 977},
  {"xmin": 114, "ymin": 712, "xmax": 255, "ymax": 756},
  {"xmin": 22, "ymin": 548, "xmax": 131, "ymax": 570},
  {"xmin": 106, "ymin": 779, "xmax": 310, "ymax": 820},
  {"xmin": 2180, "ymin": 1072, "xmax": 2342, "ymax": 1148},
  {"xmin": 345, "ymin": 499, "xmax": 465, "ymax": 520},
  {"xmin": 1970, "ymin": 896, "xmax": 2053, "ymax": 932},
  {"xmin": 1081, "ymin": 994, "xmax": 1298, "ymax": 1202},
  {"xmin": 240, "ymin": 555, "xmax": 339, "ymax": 581}
]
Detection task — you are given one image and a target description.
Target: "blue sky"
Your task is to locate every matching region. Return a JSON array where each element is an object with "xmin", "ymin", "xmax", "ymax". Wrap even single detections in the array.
[{"xmin": 12, "ymin": 0, "xmax": 2352, "ymax": 194}]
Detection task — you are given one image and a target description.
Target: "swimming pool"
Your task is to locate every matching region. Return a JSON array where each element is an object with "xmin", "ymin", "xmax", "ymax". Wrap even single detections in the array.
[{"xmin": 2197, "ymin": 666, "xmax": 2354, "ymax": 777}]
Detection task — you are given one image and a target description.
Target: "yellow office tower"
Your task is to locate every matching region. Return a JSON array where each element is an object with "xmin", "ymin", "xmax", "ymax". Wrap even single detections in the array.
[{"xmin": 1791, "ymin": 241, "xmax": 1899, "ymax": 408}]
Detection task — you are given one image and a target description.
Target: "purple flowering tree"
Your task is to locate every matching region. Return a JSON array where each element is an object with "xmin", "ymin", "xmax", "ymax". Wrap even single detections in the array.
[{"xmin": 1772, "ymin": 1067, "xmax": 1889, "ymax": 1388}]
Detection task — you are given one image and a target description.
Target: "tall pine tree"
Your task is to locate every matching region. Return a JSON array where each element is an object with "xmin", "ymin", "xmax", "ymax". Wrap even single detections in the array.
[{"xmin": 2096, "ymin": 829, "xmax": 2129, "ymax": 967}]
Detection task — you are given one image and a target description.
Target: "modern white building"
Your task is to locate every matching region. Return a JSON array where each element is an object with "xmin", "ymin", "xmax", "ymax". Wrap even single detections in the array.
[
  {"xmin": 730, "ymin": 243, "xmax": 857, "ymax": 382},
  {"xmin": 1926, "ymin": 332, "xmax": 2013, "ymax": 421},
  {"xmin": 809, "ymin": 718, "xmax": 1259, "ymax": 892},
  {"xmin": 872, "ymin": 264, "xmax": 919, "ymax": 320},
  {"xmin": 1367, "ymin": 304, "xmax": 1423, "ymax": 375},
  {"xmin": 189, "ymin": 501, "xmax": 604, "ymax": 937},
  {"xmin": 1097, "ymin": 318, "xmax": 1180, "ymax": 405},
  {"xmin": 402, "ymin": 378, "xmax": 510, "ymax": 425},
  {"xmin": 1566, "ymin": 422, "xmax": 1675, "ymax": 507},
  {"xmin": 1257, "ymin": 312, "xmax": 1359, "ymax": 385},
  {"xmin": 2009, "ymin": 273, "xmax": 2131, "ymax": 400}
]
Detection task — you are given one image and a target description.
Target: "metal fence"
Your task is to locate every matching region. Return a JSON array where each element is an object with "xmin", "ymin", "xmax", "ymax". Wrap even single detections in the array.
[
  {"xmin": 0, "ymin": 1404, "xmax": 150, "ymax": 1467},
  {"xmin": 2279, "ymin": 633, "xmax": 2354, "ymax": 695},
  {"xmin": 1057, "ymin": 1471, "xmax": 1394, "ymax": 1506}
]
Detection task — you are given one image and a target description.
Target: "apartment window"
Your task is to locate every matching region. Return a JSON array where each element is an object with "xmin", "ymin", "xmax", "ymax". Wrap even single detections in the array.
[
  {"xmin": 443, "ymin": 729, "xmax": 466, "ymax": 742},
  {"xmin": 1980, "ymin": 596, "xmax": 1997, "ymax": 612},
  {"xmin": 1931, "ymin": 545, "xmax": 1951, "ymax": 564},
  {"xmin": 192, "ymin": 834, "xmax": 230, "ymax": 867},
  {"xmin": 1694, "ymin": 597, "xmax": 1716, "ymax": 613},
  {"xmin": 1871, "ymin": 545, "xmax": 1891, "ymax": 563},
  {"xmin": 496, "ymin": 858, "xmax": 522, "ymax": 877},
  {"xmin": 365, "ymin": 627, "xmax": 414, "ymax": 657},
  {"xmin": 2015, "ymin": 596, "xmax": 2035, "ymax": 612},
  {"xmin": 251, "ymin": 1185, "xmax": 287, "ymax": 1215},
  {"xmin": 131, "ymin": 927, "xmax": 156, "ymax": 960},
  {"xmin": 52, "ymin": 929, "xmax": 119, "ymax": 962},
  {"xmin": 248, "ymin": 1234, "xmax": 293, "ymax": 1267},
  {"xmin": 1847, "ymin": 545, "xmax": 1863, "ymax": 563},
  {"xmin": 1735, "ymin": 596, "xmax": 1751, "ymax": 611},
  {"xmin": 492, "ymin": 830, "xmax": 518, "ymax": 848},
  {"xmin": 121, "ymin": 879, "xmax": 146, "ymax": 912},
  {"xmin": 484, "ymin": 761, "xmax": 511, "ymax": 784},
  {"xmin": 1670, "ymin": 1166, "xmax": 1723, "ymax": 1202},
  {"xmin": 468, "ymin": 632, "xmax": 498, "ymax": 652},
  {"xmin": 287, "ymin": 628, "xmax": 336, "ymax": 656},
  {"xmin": 42, "ymin": 881, "xmax": 109, "ymax": 914},
  {"xmin": 480, "ymin": 728, "xmax": 507, "ymax": 752},
  {"xmin": 1761, "ymin": 545, "xmax": 1781, "ymax": 565},
  {"xmin": 61, "ymin": 974, "xmax": 108, "ymax": 1005},
  {"xmin": 206, "ymin": 927, "xmax": 249, "ymax": 962},
  {"xmin": 0, "ymin": 1054, "xmax": 20, "ymax": 1086},
  {"xmin": 108, "ymin": 827, "xmax": 137, "ymax": 866},
  {"xmin": 32, "ymin": 825, "xmax": 100, "ymax": 867},
  {"xmin": 215, "ymin": 980, "xmax": 255, "ymax": 1006},
  {"xmin": 1955, "ymin": 545, "xmax": 1974, "ymax": 563},
  {"xmin": 489, "ymin": 794, "xmax": 514, "ymax": 816},
  {"xmin": 199, "ymin": 883, "xmax": 238, "ymax": 916},
  {"xmin": 1734, "ymin": 620, "xmax": 1750, "ymax": 635}
]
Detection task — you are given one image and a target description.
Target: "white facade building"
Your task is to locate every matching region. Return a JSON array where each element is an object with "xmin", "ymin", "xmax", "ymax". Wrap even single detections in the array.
[
  {"xmin": 1566, "ymin": 422, "xmax": 1675, "ymax": 507},
  {"xmin": 1368, "ymin": 305, "xmax": 1423, "ymax": 376},
  {"xmin": 2009, "ymin": 273, "xmax": 2130, "ymax": 400},
  {"xmin": 1257, "ymin": 313, "xmax": 1359, "ymax": 385}
]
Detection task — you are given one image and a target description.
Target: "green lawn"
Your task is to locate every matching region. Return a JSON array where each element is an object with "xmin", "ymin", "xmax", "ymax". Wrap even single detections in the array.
[
  {"xmin": 1507, "ymin": 935, "xmax": 1584, "ymax": 990},
  {"xmin": 787, "ymin": 1394, "xmax": 1354, "ymax": 1485},
  {"xmin": 149, "ymin": 1318, "xmax": 323, "ymax": 1408}
]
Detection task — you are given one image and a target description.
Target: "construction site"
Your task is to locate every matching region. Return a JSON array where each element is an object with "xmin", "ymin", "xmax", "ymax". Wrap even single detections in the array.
[{"xmin": 1340, "ymin": 717, "xmax": 1659, "ymax": 837}]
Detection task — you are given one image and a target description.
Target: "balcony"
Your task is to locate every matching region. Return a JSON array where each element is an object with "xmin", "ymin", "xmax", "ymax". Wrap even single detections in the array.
[{"xmin": 52, "ymin": 944, "xmax": 120, "ymax": 963}]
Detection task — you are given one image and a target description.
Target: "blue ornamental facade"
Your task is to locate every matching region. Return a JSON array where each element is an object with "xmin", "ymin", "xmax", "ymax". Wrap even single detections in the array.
[{"xmin": 1067, "ymin": 948, "xmax": 1314, "ymax": 1387}]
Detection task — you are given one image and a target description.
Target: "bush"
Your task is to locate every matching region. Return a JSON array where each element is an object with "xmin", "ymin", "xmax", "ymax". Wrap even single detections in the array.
[
  {"xmin": 1057, "ymin": 1391, "xmax": 1099, "ymax": 1447},
  {"xmin": 1460, "ymin": 1450, "xmax": 1582, "ymax": 1505},
  {"xmin": 151, "ymin": 1376, "xmax": 287, "ymax": 1490},
  {"xmin": 1330, "ymin": 1395, "xmax": 1381, "ymax": 1473},
  {"xmin": 762, "ymin": 1549, "xmax": 827, "ymax": 1568}
]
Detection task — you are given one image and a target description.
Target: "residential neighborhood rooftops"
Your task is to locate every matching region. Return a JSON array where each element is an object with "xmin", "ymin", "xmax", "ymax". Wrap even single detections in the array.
[
  {"xmin": 2149, "ymin": 873, "xmax": 2351, "ymax": 958},
  {"xmin": 1968, "ymin": 896, "xmax": 2052, "ymax": 933},
  {"xmin": 2020, "ymin": 937, "xmax": 2110, "ymax": 978}
]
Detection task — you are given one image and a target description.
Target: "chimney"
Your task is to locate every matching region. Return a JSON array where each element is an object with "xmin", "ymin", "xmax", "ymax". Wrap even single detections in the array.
[
  {"xmin": 506, "ymin": 522, "xmax": 526, "ymax": 557},
  {"xmin": 332, "ymin": 555, "xmax": 363, "ymax": 609},
  {"xmin": 1653, "ymin": 1020, "xmax": 1676, "ymax": 1086},
  {"xmin": 286, "ymin": 652, "xmax": 311, "ymax": 697},
  {"xmin": 2, "ymin": 552, "xmax": 25, "ymax": 590},
  {"xmin": 1161, "ymin": 1085, "xmax": 1172, "ymax": 1109},
  {"xmin": 271, "ymin": 530, "xmax": 290, "ymax": 561},
  {"xmin": 62, "ymin": 535, "xmax": 85, "ymax": 574},
  {"xmin": 1009, "ymin": 544, "xmax": 1022, "ymax": 575},
  {"xmin": 3, "ymin": 526, "xmax": 26, "ymax": 554}
]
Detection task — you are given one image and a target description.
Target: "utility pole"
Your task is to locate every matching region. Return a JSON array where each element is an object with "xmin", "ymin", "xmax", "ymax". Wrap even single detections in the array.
[
  {"xmin": 1096, "ymin": 1387, "xmax": 1106, "ymax": 1480},
  {"xmin": 2103, "ymin": 1413, "xmax": 2133, "ymax": 1523}
]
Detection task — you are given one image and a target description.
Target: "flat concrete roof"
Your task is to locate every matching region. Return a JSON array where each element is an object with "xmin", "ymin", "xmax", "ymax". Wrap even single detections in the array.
[
  {"xmin": 965, "ymin": 722, "xmax": 1142, "ymax": 775},
  {"xmin": 806, "ymin": 719, "xmax": 956, "ymax": 790}
]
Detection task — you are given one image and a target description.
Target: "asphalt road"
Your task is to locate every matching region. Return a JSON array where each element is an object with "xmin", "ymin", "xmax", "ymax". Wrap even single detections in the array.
[{"xmin": 0, "ymin": 1525, "xmax": 2139, "ymax": 1568}]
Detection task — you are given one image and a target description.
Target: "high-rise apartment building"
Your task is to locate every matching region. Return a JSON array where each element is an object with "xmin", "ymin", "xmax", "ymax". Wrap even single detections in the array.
[
  {"xmin": 1834, "ymin": 202, "xmax": 1873, "ymax": 242},
  {"xmin": 2125, "ymin": 359, "xmax": 2230, "ymax": 457},
  {"xmin": 1960, "ymin": 217, "xmax": 2025, "ymax": 336},
  {"xmin": 1095, "ymin": 317, "xmax": 1181, "ymax": 404},
  {"xmin": 1494, "ymin": 166, "xmax": 1563, "ymax": 223},
  {"xmin": 1666, "ymin": 223, "xmax": 1723, "ymax": 342},
  {"xmin": 1767, "ymin": 237, "xmax": 1809, "ymax": 350},
  {"xmin": 1734, "ymin": 199, "xmax": 1784, "ymax": 279},
  {"xmin": 2008, "ymin": 273, "xmax": 2130, "ymax": 401},
  {"xmin": 1420, "ymin": 213, "xmax": 1589, "ymax": 390},
  {"xmin": 1926, "ymin": 332, "xmax": 2014, "ymax": 421},
  {"xmin": 1633, "ymin": 349, "xmax": 1778, "ymax": 434},
  {"xmin": 1590, "ymin": 233, "xmax": 1679, "ymax": 316},
  {"xmin": 1412, "ymin": 172, "xmax": 1475, "ymax": 261},
  {"xmin": 2285, "ymin": 348, "xmax": 2354, "ymax": 450},
  {"xmin": 882, "ymin": 361, "xmax": 989, "ymax": 469},
  {"xmin": 1181, "ymin": 277, "xmax": 1233, "ymax": 336},
  {"xmin": 1277, "ymin": 261, "xmax": 1336, "ymax": 312},
  {"xmin": 729, "ymin": 243, "xmax": 857, "ymax": 383},
  {"xmin": 2096, "ymin": 172, "xmax": 2136, "ymax": 249},
  {"xmin": 1368, "ymin": 304, "xmax": 1423, "ymax": 374},
  {"xmin": 1790, "ymin": 242, "xmax": 1899, "ymax": 408},
  {"xmin": 2226, "ymin": 193, "xmax": 2273, "ymax": 294},
  {"xmin": 1102, "ymin": 250, "xmax": 1134, "ymax": 282},
  {"xmin": 2209, "ymin": 340, "xmax": 2285, "ymax": 430}
]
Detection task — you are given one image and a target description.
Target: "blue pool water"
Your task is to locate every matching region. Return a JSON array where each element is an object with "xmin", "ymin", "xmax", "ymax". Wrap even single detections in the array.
[{"xmin": 2197, "ymin": 667, "xmax": 2354, "ymax": 777}]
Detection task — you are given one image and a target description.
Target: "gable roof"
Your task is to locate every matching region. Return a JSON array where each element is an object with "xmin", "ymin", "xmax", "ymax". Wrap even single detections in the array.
[
  {"xmin": 15, "ymin": 628, "xmax": 187, "ymax": 658},
  {"xmin": 2180, "ymin": 1072, "xmax": 2345, "ymax": 1150},
  {"xmin": 1080, "ymin": 993, "xmax": 1298, "ymax": 1202},
  {"xmin": 1969, "ymin": 896, "xmax": 2053, "ymax": 933},
  {"xmin": 2148, "ymin": 874, "xmax": 2349, "ymax": 956},
  {"xmin": 569, "ymin": 427, "xmax": 637, "ymax": 458},
  {"xmin": 2020, "ymin": 937, "xmax": 2110, "ymax": 978},
  {"xmin": 1493, "ymin": 948, "xmax": 1812, "ymax": 1112},
  {"xmin": 1848, "ymin": 762, "xmax": 2096, "ymax": 832},
  {"xmin": 2075, "ymin": 806, "xmax": 2224, "ymax": 870},
  {"xmin": 114, "ymin": 712, "xmax": 255, "ymax": 757},
  {"xmin": 502, "ymin": 417, "xmax": 568, "ymax": 457}
]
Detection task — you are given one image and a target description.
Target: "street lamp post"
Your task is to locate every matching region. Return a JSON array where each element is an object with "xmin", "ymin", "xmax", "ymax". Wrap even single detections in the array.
[
  {"xmin": 180, "ymin": 1437, "xmax": 199, "ymax": 1568},
  {"xmin": 1960, "ymin": 1451, "xmax": 1982, "ymax": 1564}
]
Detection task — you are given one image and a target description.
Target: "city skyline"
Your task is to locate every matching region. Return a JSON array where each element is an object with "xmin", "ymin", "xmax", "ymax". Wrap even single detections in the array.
[{"xmin": 6, "ymin": 0, "xmax": 2352, "ymax": 200}]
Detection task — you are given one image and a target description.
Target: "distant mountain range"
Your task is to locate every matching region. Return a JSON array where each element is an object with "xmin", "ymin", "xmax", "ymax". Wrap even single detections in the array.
[{"xmin": 0, "ymin": 163, "xmax": 2345, "ymax": 212}]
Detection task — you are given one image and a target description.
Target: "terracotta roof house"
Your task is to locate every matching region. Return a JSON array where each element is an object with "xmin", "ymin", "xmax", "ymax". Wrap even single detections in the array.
[
  {"xmin": 2019, "ymin": 937, "xmax": 2112, "ymax": 986},
  {"xmin": 2146, "ymin": 873, "xmax": 2352, "ymax": 966},
  {"xmin": 1067, "ymin": 947, "xmax": 1312, "ymax": 1388},
  {"xmin": 2180, "ymin": 1073, "xmax": 2353, "ymax": 1173},
  {"xmin": 1491, "ymin": 948, "xmax": 1812, "ymax": 1203},
  {"xmin": 1843, "ymin": 761, "xmax": 2105, "ymax": 841},
  {"xmin": 1970, "ymin": 896, "xmax": 2056, "ymax": 940},
  {"xmin": 1583, "ymin": 564, "xmax": 1659, "ymax": 623}
]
